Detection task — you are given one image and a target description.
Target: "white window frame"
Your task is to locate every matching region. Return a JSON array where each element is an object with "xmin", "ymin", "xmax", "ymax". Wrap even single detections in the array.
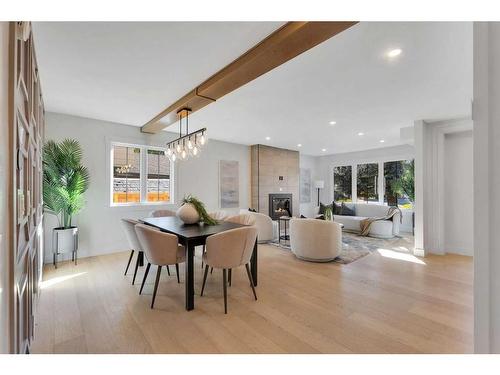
[
  {"xmin": 331, "ymin": 157, "xmax": 414, "ymax": 208},
  {"xmin": 109, "ymin": 141, "xmax": 175, "ymax": 207}
]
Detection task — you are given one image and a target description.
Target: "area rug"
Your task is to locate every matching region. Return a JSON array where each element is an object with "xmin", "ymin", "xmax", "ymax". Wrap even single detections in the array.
[{"xmin": 270, "ymin": 232, "xmax": 383, "ymax": 264}]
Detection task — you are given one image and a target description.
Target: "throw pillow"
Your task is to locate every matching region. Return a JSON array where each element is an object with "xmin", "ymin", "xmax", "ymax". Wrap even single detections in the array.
[
  {"xmin": 300, "ymin": 214, "xmax": 307, "ymax": 218},
  {"xmin": 315, "ymin": 214, "xmax": 326, "ymax": 220},
  {"xmin": 340, "ymin": 202, "xmax": 355, "ymax": 216},
  {"xmin": 333, "ymin": 201, "xmax": 342, "ymax": 215},
  {"xmin": 248, "ymin": 208, "xmax": 257, "ymax": 213}
]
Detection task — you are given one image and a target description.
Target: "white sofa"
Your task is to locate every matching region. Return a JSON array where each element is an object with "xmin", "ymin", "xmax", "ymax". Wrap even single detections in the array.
[
  {"xmin": 289, "ymin": 219, "xmax": 342, "ymax": 262},
  {"xmin": 239, "ymin": 209, "xmax": 277, "ymax": 243},
  {"xmin": 317, "ymin": 202, "xmax": 400, "ymax": 239}
]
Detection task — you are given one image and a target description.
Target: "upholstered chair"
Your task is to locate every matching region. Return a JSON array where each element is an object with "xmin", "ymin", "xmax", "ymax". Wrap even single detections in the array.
[
  {"xmin": 208, "ymin": 211, "xmax": 228, "ymax": 221},
  {"xmin": 122, "ymin": 218, "xmax": 149, "ymax": 285},
  {"xmin": 289, "ymin": 218, "xmax": 342, "ymax": 262},
  {"xmin": 225, "ymin": 213, "xmax": 256, "ymax": 226},
  {"xmin": 134, "ymin": 223, "xmax": 186, "ymax": 309},
  {"xmin": 150, "ymin": 209, "xmax": 176, "ymax": 218},
  {"xmin": 239, "ymin": 209, "xmax": 276, "ymax": 243},
  {"xmin": 201, "ymin": 227, "xmax": 258, "ymax": 314}
]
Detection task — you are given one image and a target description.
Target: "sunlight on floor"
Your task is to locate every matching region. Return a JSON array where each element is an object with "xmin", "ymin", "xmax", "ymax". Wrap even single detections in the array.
[
  {"xmin": 377, "ymin": 248, "xmax": 426, "ymax": 265},
  {"xmin": 40, "ymin": 272, "xmax": 87, "ymax": 289}
]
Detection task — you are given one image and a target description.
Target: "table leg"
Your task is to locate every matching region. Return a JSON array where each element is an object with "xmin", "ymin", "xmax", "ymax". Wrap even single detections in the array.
[
  {"xmin": 185, "ymin": 241, "xmax": 195, "ymax": 311},
  {"xmin": 278, "ymin": 219, "xmax": 281, "ymax": 244},
  {"xmin": 138, "ymin": 251, "xmax": 144, "ymax": 267},
  {"xmin": 250, "ymin": 238, "xmax": 258, "ymax": 286}
]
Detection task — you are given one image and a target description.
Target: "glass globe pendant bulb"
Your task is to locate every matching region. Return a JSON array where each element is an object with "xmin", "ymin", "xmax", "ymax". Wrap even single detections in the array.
[
  {"xmin": 187, "ymin": 138, "xmax": 193, "ymax": 150},
  {"xmin": 192, "ymin": 145, "xmax": 199, "ymax": 156},
  {"xmin": 171, "ymin": 152, "xmax": 177, "ymax": 162},
  {"xmin": 166, "ymin": 148, "xmax": 172, "ymax": 156},
  {"xmin": 175, "ymin": 143, "xmax": 182, "ymax": 153},
  {"xmin": 199, "ymin": 134, "xmax": 206, "ymax": 146},
  {"xmin": 181, "ymin": 149, "xmax": 187, "ymax": 160}
]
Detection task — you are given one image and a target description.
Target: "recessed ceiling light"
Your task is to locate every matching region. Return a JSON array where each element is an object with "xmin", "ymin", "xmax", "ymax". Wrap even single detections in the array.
[
  {"xmin": 265, "ymin": 136, "xmax": 271, "ymax": 141},
  {"xmin": 380, "ymin": 139, "xmax": 385, "ymax": 143},
  {"xmin": 329, "ymin": 121, "xmax": 336, "ymax": 125},
  {"xmin": 321, "ymin": 148, "xmax": 327, "ymax": 152},
  {"xmin": 358, "ymin": 132, "xmax": 364, "ymax": 136},
  {"xmin": 297, "ymin": 144, "xmax": 302, "ymax": 147},
  {"xmin": 387, "ymin": 48, "xmax": 402, "ymax": 58}
]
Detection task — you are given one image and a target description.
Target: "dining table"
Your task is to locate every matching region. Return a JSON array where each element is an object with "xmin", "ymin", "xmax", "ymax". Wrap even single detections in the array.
[{"xmin": 140, "ymin": 216, "xmax": 258, "ymax": 311}]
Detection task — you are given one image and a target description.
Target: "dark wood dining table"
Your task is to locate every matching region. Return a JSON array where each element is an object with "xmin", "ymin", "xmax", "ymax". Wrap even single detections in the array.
[{"xmin": 140, "ymin": 216, "xmax": 258, "ymax": 311}]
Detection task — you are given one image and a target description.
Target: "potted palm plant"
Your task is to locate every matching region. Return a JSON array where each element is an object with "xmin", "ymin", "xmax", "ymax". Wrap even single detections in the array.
[{"xmin": 43, "ymin": 139, "xmax": 90, "ymax": 268}]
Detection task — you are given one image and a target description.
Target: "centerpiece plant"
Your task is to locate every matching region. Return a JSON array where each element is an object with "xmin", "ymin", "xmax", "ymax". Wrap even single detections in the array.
[{"xmin": 180, "ymin": 195, "xmax": 218, "ymax": 225}]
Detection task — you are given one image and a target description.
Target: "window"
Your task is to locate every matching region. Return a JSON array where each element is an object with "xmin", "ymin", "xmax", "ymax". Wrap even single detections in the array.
[
  {"xmin": 112, "ymin": 145, "xmax": 141, "ymax": 203},
  {"xmin": 384, "ymin": 159, "xmax": 414, "ymax": 209},
  {"xmin": 333, "ymin": 166, "xmax": 352, "ymax": 202},
  {"xmin": 147, "ymin": 149, "xmax": 171, "ymax": 202},
  {"xmin": 111, "ymin": 143, "xmax": 173, "ymax": 205},
  {"xmin": 357, "ymin": 163, "xmax": 378, "ymax": 203}
]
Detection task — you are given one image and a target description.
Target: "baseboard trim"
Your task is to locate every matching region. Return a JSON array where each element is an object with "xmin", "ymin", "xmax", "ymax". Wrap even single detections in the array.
[{"xmin": 414, "ymin": 248, "xmax": 426, "ymax": 257}]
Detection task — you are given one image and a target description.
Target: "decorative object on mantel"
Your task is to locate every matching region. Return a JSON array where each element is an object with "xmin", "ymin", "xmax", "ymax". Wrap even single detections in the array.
[
  {"xmin": 177, "ymin": 195, "xmax": 218, "ymax": 225},
  {"xmin": 314, "ymin": 180, "xmax": 324, "ymax": 206},
  {"xmin": 166, "ymin": 108, "xmax": 207, "ymax": 162},
  {"xmin": 300, "ymin": 168, "xmax": 311, "ymax": 203},
  {"xmin": 43, "ymin": 139, "xmax": 90, "ymax": 268},
  {"xmin": 219, "ymin": 160, "xmax": 239, "ymax": 208}
]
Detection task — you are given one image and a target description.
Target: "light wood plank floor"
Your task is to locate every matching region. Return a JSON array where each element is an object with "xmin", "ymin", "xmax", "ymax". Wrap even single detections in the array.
[{"xmin": 31, "ymin": 237, "xmax": 473, "ymax": 354}]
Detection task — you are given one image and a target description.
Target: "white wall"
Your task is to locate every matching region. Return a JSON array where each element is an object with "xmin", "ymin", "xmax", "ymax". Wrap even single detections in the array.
[
  {"xmin": 444, "ymin": 131, "xmax": 473, "ymax": 255},
  {"xmin": 315, "ymin": 145, "xmax": 415, "ymax": 232},
  {"xmin": 0, "ymin": 21, "xmax": 11, "ymax": 354},
  {"xmin": 473, "ymin": 22, "xmax": 500, "ymax": 354},
  {"xmin": 43, "ymin": 112, "xmax": 251, "ymax": 263},
  {"xmin": 414, "ymin": 118, "xmax": 473, "ymax": 256},
  {"xmin": 299, "ymin": 154, "xmax": 319, "ymax": 217}
]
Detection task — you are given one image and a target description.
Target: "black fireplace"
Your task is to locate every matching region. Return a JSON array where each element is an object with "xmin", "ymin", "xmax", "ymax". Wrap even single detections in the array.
[{"xmin": 269, "ymin": 194, "xmax": 292, "ymax": 220}]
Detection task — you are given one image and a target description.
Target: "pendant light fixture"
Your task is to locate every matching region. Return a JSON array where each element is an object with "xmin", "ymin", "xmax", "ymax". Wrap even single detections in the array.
[{"xmin": 166, "ymin": 108, "xmax": 207, "ymax": 162}]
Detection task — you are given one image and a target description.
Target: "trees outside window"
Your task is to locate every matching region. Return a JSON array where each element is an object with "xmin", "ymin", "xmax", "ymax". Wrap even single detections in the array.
[
  {"xmin": 333, "ymin": 166, "xmax": 352, "ymax": 202},
  {"xmin": 357, "ymin": 163, "xmax": 379, "ymax": 203}
]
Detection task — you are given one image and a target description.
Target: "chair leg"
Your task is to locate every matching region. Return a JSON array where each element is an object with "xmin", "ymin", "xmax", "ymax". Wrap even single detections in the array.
[
  {"xmin": 175, "ymin": 263, "xmax": 180, "ymax": 283},
  {"xmin": 222, "ymin": 269, "xmax": 228, "ymax": 314},
  {"xmin": 210, "ymin": 267, "xmax": 213, "ymax": 274},
  {"xmin": 139, "ymin": 263, "xmax": 151, "ymax": 295},
  {"xmin": 124, "ymin": 250, "xmax": 134, "ymax": 275},
  {"xmin": 201, "ymin": 245, "xmax": 206, "ymax": 268},
  {"xmin": 132, "ymin": 252, "xmax": 141, "ymax": 285},
  {"xmin": 245, "ymin": 264, "xmax": 258, "ymax": 301},
  {"xmin": 201, "ymin": 265, "xmax": 209, "ymax": 296},
  {"xmin": 166, "ymin": 265, "xmax": 171, "ymax": 276},
  {"xmin": 228, "ymin": 269, "xmax": 232, "ymax": 287},
  {"xmin": 151, "ymin": 265, "xmax": 162, "ymax": 309}
]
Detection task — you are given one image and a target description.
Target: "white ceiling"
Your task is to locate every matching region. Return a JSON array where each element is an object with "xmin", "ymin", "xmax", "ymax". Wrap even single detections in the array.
[{"xmin": 33, "ymin": 22, "xmax": 472, "ymax": 156}]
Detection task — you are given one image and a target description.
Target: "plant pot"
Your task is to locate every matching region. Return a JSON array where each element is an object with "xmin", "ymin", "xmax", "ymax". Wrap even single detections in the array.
[
  {"xmin": 52, "ymin": 226, "xmax": 79, "ymax": 268},
  {"xmin": 176, "ymin": 203, "xmax": 200, "ymax": 224}
]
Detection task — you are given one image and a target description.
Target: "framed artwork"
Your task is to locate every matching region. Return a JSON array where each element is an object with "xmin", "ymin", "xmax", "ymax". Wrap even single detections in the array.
[
  {"xmin": 300, "ymin": 168, "xmax": 312, "ymax": 203},
  {"xmin": 219, "ymin": 160, "xmax": 239, "ymax": 208}
]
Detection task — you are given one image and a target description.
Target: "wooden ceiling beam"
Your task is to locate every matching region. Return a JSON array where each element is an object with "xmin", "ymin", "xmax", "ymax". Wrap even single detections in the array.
[{"xmin": 141, "ymin": 21, "xmax": 358, "ymax": 134}]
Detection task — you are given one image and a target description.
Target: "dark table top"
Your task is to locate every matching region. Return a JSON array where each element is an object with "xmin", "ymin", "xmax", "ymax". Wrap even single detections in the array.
[{"xmin": 141, "ymin": 216, "xmax": 247, "ymax": 240}]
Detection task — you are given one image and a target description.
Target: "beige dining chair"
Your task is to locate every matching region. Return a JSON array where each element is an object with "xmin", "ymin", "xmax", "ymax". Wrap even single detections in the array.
[
  {"xmin": 134, "ymin": 223, "xmax": 186, "ymax": 309},
  {"xmin": 225, "ymin": 213, "xmax": 256, "ymax": 226},
  {"xmin": 122, "ymin": 218, "xmax": 174, "ymax": 284},
  {"xmin": 200, "ymin": 226, "xmax": 258, "ymax": 314},
  {"xmin": 122, "ymin": 219, "xmax": 148, "ymax": 285},
  {"xmin": 208, "ymin": 211, "xmax": 227, "ymax": 221},
  {"xmin": 150, "ymin": 209, "xmax": 176, "ymax": 217}
]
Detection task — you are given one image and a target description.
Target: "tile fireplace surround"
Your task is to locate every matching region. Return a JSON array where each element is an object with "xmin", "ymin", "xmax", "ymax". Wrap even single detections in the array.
[{"xmin": 251, "ymin": 144, "xmax": 299, "ymax": 217}]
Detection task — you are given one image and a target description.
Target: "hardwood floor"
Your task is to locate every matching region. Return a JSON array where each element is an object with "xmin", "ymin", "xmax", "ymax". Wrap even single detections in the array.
[{"xmin": 31, "ymin": 237, "xmax": 473, "ymax": 353}]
